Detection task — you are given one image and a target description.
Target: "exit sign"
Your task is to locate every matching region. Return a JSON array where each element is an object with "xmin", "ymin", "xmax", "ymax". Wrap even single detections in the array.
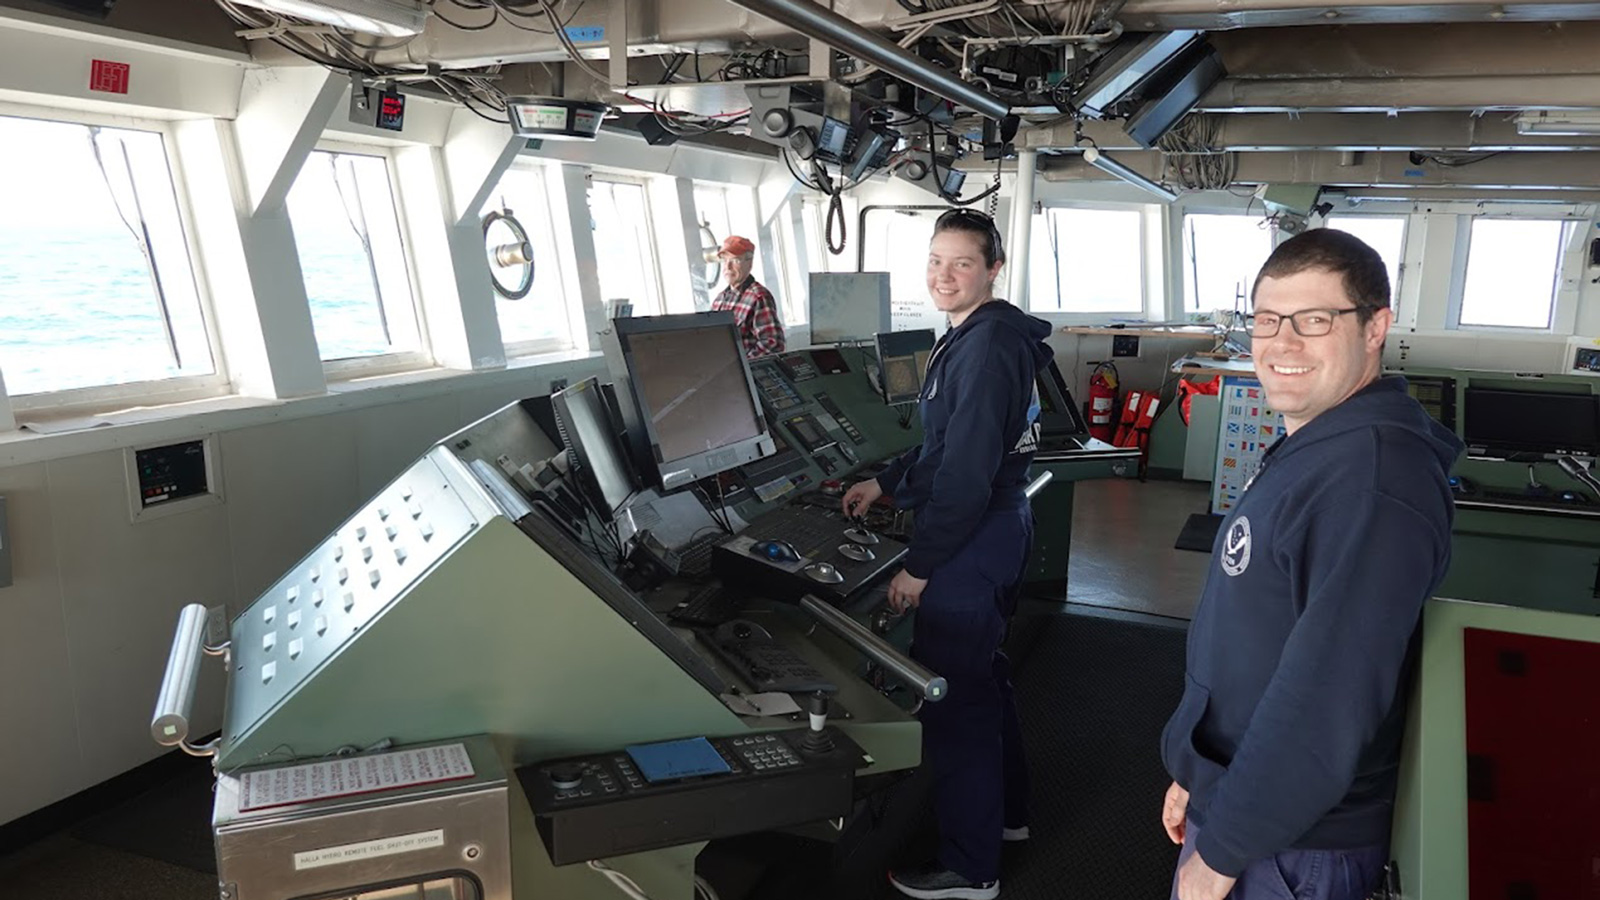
[{"xmin": 90, "ymin": 59, "xmax": 130, "ymax": 94}]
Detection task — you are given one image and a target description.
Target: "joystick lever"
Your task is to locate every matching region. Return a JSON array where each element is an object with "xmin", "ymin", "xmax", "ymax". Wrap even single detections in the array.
[
  {"xmin": 843, "ymin": 514, "xmax": 880, "ymax": 546},
  {"xmin": 799, "ymin": 690, "xmax": 836, "ymax": 755}
]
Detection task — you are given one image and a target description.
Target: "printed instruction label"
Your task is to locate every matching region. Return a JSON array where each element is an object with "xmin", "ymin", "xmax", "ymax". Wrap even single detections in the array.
[
  {"xmin": 512, "ymin": 103, "xmax": 571, "ymax": 131},
  {"xmin": 238, "ymin": 743, "xmax": 474, "ymax": 812},
  {"xmin": 294, "ymin": 829, "xmax": 445, "ymax": 871}
]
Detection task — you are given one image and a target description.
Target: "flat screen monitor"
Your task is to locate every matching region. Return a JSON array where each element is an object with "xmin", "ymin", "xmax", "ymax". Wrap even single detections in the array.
[
  {"xmin": 1464, "ymin": 388, "xmax": 1600, "ymax": 457},
  {"xmin": 809, "ymin": 273, "xmax": 892, "ymax": 344},
  {"xmin": 1036, "ymin": 358, "xmax": 1089, "ymax": 439},
  {"xmin": 876, "ymin": 329, "xmax": 936, "ymax": 405},
  {"xmin": 611, "ymin": 312, "xmax": 776, "ymax": 491},
  {"xmin": 550, "ymin": 377, "xmax": 637, "ymax": 518}
]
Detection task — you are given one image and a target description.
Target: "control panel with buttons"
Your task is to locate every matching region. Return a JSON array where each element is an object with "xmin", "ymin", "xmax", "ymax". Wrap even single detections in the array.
[{"xmin": 519, "ymin": 726, "xmax": 867, "ymax": 865}]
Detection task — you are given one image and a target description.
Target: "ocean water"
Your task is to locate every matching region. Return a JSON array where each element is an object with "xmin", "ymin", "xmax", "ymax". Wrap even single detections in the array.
[{"xmin": 0, "ymin": 224, "xmax": 415, "ymax": 397}]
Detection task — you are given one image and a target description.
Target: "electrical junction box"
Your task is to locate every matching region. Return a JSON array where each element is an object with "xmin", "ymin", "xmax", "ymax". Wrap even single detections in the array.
[{"xmin": 1568, "ymin": 336, "xmax": 1600, "ymax": 376}]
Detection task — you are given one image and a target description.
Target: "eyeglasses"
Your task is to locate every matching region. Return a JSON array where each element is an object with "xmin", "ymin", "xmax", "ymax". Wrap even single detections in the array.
[{"xmin": 1246, "ymin": 307, "xmax": 1363, "ymax": 338}]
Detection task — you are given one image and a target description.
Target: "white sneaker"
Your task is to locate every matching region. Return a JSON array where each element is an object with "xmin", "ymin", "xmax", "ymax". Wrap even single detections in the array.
[{"xmin": 1001, "ymin": 825, "xmax": 1030, "ymax": 842}]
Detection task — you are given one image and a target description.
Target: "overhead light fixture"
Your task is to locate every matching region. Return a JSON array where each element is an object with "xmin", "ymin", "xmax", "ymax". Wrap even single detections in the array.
[
  {"xmin": 1514, "ymin": 111, "xmax": 1600, "ymax": 135},
  {"xmin": 228, "ymin": 0, "xmax": 428, "ymax": 37},
  {"xmin": 1081, "ymin": 146, "xmax": 1179, "ymax": 202}
]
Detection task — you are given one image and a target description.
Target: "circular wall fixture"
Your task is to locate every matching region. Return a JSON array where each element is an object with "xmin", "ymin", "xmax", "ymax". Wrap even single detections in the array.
[{"xmin": 482, "ymin": 209, "xmax": 534, "ymax": 300}]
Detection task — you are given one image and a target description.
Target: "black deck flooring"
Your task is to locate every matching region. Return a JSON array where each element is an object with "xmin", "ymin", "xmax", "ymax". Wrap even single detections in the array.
[{"xmin": 38, "ymin": 610, "xmax": 1190, "ymax": 900}]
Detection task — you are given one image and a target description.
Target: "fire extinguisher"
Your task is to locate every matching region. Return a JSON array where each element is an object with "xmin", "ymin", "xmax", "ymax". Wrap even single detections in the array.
[{"xmin": 1086, "ymin": 361, "xmax": 1119, "ymax": 443}]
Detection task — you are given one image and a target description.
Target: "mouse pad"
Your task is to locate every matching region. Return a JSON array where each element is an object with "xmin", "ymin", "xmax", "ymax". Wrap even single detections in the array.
[{"xmin": 625, "ymin": 736, "xmax": 732, "ymax": 782}]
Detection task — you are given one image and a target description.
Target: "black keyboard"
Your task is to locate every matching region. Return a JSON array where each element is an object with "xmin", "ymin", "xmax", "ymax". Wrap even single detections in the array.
[
  {"xmin": 705, "ymin": 620, "xmax": 836, "ymax": 694},
  {"xmin": 676, "ymin": 531, "xmax": 729, "ymax": 579},
  {"xmin": 668, "ymin": 581, "xmax": 746, "ymax": 627},
  {"xmin": 1470, "ymin": 490, "xmax": 1595, "ymax": 511},
  {"xmin": 748, "ymin": 509, "xmax": 845, "ymax": 560}
]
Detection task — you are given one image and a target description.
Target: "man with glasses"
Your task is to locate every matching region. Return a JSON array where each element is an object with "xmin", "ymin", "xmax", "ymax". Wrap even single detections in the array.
[{"xmin": 1159, "ymin": 229, "xmax": 1463, "ymax": 900}]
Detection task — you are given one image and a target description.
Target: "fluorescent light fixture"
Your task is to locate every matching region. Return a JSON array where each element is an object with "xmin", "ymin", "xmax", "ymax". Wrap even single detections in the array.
[
  {"xmin": 1514, "ymin": 110, "xmax": 1600, "ymax": 135},
  {"xmin": 1081, "ymin": 146, "xmax": 1179, "ymax": 202},
  {"xmin": 229, "ymin": 0, "xmax": 428, "ymax": 36}
]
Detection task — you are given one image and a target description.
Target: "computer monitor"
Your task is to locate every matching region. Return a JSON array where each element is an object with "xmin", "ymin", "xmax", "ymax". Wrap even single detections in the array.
[
  {"xmin": 875, "ymin": 329, "xmax": 936, "ymax": 405},
  {"xmin": 1464, "ymin": 387, "xmax": 1600, "ymax": 457},
  {"xmin": 610, "ymin": 312, "xmax": 777, "ymax": 491},
  {"xmin": 550, "ymin": 377, "xmax": 637, "ymax": 518},
  {"xmin": 1406, "ymin": 376, "xmax": 1457, "ymax": 431},
  {"xmin": 809, "ymin": 273, "xmax": 892, "ymax": 344},
  {"xmin": 1036, "ymin": 358, "xmax": 1089, "ymax": 439}
]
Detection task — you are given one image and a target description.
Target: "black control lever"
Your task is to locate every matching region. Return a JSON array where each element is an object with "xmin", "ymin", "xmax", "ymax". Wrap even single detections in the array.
[{"xmin": 843, "ymin": 514, "xmax": 880, "ymax": 546}]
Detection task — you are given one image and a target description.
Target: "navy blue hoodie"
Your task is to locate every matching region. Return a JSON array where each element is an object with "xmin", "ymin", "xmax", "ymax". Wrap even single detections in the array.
[
  {"xmin": 874, "ymin": 300, "xmax": 1054, "ymax": 578},
  {"xmin": 1161, "ymin": 376, "xmax": 1464, "ymax": 876}
]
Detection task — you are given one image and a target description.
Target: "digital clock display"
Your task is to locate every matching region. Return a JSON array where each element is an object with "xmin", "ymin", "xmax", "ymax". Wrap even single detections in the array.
[{"xmin": 377, "ymin": 90, "xmax": 405, "ymax": 132}]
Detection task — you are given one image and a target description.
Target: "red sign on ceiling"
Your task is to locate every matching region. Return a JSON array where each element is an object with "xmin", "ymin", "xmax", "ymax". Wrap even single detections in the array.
[{"xmin": 90, "ymin": 59, "xmax": 131, "ymax": 95}]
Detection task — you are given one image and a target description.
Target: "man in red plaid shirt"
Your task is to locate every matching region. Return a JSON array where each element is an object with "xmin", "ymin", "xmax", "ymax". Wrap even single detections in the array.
[{"xmin": 711, "ymin": 235, "xmax": 785, "ymax": 358}]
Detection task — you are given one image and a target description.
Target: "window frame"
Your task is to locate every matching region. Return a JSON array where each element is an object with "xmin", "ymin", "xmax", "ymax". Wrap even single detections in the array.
[
  {"xmin": 770, "ymin": 195, "xmax": 810, "ymax": 326},
  {"xmin": 587, "ymin": 170, "xmax": 669, "ymax": 317},
  {"xmin": 0, "ymin": 100, "xmax": 231, "ymax": 415},
  {"xmin": 1448, "ymin": 213, "xmax": 1582, "ymax": 334},
  {"xmin": 490, "ymin": 159, "xmax": 578, "ymax": 359},
  {"xmin": 1027, "ymin": 202, "xmax": 1152, "ymax": 318},
  {"xmin": 302, "ymin": 138, "xmax": 435, "ymax": 381}
]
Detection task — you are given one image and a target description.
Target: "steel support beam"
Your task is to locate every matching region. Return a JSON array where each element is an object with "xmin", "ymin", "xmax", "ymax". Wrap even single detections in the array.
[
  {"xmin": 1212, "ymin": 22, "xmax": 1600, "ymax": 80},
  {"xmin": 1040, "ymin": 148, "xmax": 1600, "ymax": 190},
  {"xmin": 717, "ymin": 0, "xmax": 1011, "ymax": 119},
  {"xmin": 1198, "ymin": 75, "xmax": 1600, "ymax": 113},
  {"xmin": 1005, "ymin": 150, "xmax": 1037, "ymax": 307},
  {"xmin": 1022, "ymin": 112, "xmax": 1600, "ymax": 153},
  {"xmin": 1114, "ymin": 0, "xmax": 1600, "ymax": 31}
]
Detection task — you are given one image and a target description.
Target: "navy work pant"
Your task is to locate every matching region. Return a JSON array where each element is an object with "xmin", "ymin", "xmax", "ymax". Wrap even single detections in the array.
[
  {"xmin": 1170, "ymin": 824, "xmax": 1389, "ymax": 900},
  {"xmin": 909, "ymin": 504, "xmax": 1033, "ymax": 884}
]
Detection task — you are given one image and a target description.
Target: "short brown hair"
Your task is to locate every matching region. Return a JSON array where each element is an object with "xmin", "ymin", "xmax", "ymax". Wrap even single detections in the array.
[{"xmin": 1252, "ymin": 228, "xmax": 1389, "ymax": 321}]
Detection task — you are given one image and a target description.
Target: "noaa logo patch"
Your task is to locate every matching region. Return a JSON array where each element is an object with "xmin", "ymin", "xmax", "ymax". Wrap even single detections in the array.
[{"xmin": 1221, "ymin": 516, "xmax": 1252, "ymax": 577}]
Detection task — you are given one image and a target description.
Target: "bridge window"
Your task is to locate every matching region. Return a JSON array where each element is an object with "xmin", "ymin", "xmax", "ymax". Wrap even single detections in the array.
[
  {"xmin": 1324, "ymin": 215, "xmax": 1407, "ymax": 307},
  {"xmin": 287, "ymin": 148, "xmax": 423, "ymax": 365},
  {"xmin": 694, "ymin": 183, "xmax": 766, "ymax": 313},
  {"xmin": 1458, "ymin": 218, "xmax": 1569, "ymax": 329},
  {"xmin": 860, "ymin": 207, "xmax": 945, "ymax": 333},
  {"xmin": 1029, "ymin": 206, "xmax": 1145, "ymax": 314},
  {"xmin": 0, "ymin": 112, "xmax": 216, "ymax": 398},
  {"xmin": 481, "ymin": 162, "xmax": 574, "ymax": 354},
  {"xmin": 588, "ymin": 176, "xmax": 664, "ymax": 316},
  {"xmin": 1183, "ymin": 212, "xmax": 1274, "ymax": 313}
]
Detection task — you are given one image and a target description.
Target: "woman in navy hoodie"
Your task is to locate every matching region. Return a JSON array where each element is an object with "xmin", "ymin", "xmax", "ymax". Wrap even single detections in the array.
[{"xmin": 843, "ymin": 208, "xmax": 1055, "ymax": 900}]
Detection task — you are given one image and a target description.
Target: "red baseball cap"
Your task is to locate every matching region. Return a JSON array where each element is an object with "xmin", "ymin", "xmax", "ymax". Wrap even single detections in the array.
[{"xmin": 718, "ymin": 235, "xmax": 755, "ymax": 257}]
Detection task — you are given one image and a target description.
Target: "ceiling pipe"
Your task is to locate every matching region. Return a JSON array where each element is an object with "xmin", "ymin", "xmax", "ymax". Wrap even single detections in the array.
[{"xmin": 718, "ymin": 0, "xmax": 1012, "ymax": 121}]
